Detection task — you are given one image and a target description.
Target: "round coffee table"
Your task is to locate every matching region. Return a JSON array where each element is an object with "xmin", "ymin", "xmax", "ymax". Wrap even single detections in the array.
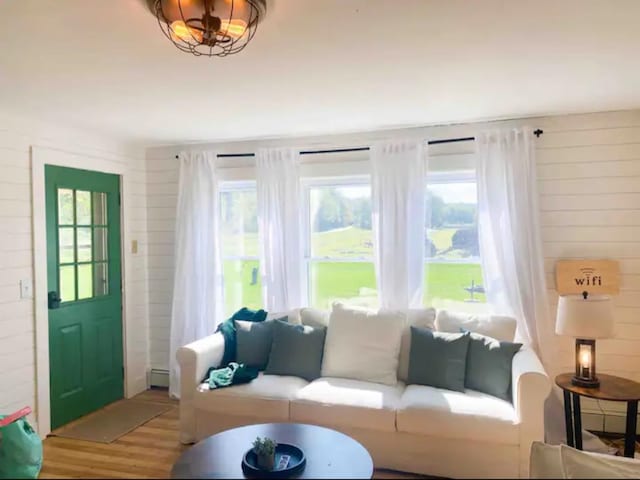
[{"xmin": 171, "ymin": 423, "xmax": 374, "ymax": 479}]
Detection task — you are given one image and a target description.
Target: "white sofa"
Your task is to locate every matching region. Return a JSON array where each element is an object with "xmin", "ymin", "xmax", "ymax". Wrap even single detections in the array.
[{"xmin": 177, "ymin": 308, "xmax": 551, "ymax": 479}]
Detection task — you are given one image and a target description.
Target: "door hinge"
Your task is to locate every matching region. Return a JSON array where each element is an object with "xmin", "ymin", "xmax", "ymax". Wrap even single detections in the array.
[{"xmin": 122, "ymin": 367, "xmax": 125, "ymax": 379}]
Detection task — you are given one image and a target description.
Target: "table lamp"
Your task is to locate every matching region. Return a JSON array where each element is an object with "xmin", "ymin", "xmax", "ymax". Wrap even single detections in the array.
[{"xmin": 555, "ymin": 292, "xmax": 615, "ymax": 388}]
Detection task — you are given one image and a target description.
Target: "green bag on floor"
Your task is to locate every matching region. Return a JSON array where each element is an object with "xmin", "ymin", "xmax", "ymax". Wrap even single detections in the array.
[{"xmin": 0, "ymin": 416, "xmax": 43, "ymax": 479}]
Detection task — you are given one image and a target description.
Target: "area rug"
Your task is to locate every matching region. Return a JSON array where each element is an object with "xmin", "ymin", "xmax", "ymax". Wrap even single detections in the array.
[{"xmin": 50, "ymin": 400, "xmax": 172, "ymax": 444}]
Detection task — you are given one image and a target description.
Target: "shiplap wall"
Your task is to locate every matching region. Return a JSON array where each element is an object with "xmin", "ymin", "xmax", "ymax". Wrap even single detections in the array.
[
  {"xmin": 0, "ymin": 114, "xmax": 149, "ymax": 432},
  {"xmin": 145, "ymin": 110, "xmax": 640, "ymax": 430}
]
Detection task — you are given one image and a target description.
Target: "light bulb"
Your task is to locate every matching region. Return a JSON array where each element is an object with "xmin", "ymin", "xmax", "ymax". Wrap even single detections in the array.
[
  {"xmin": 579, "ymin": 348, "xmax": 591, "ymax": 368},
  {"xmin": 170, "ymin": 20, "xmax": 203, "ymax": 43},
  {"xmin": 220, "ymin": 19, "xmax": 247, "ymax": 39}
]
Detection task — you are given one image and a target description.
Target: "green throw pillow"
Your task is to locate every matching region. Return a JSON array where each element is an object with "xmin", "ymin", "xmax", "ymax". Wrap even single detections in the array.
[
  {"xmin": 465, "ymin": 331, "xmax": 522, "ymax": 401},
  {"xmin": 265, "ymin": 320, "xmax": 326, "ymax": 382},
  {"xmin": 408, "ymin": 327, "xmax": 470, "ymax": 392},
  {"xmin": 215, "ymin": 307, "xmax": 268, "ymax": 367},
  {"xmin": 235, "ymin": 317, "xmax": 287, "ymax": 371}
]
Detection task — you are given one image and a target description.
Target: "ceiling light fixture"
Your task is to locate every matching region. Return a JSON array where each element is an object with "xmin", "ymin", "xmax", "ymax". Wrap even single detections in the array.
[{"xmin": 148, "ymin": 0, "xmax": 267, "ymax": 57}]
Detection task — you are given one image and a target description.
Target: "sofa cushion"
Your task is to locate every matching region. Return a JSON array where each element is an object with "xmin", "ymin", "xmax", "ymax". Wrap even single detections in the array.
[
  {"xmin": 290, "ymin": 377, "xmax": 404, "ymax": 432},
  {"xmin": 465, "ymin": 332, "xmax": 522, "ymax": 401},
  {"xmin": 396, "ymin": 308, "xmax": 436, "ymax": 382},
  {"xmin": 194, "ymin": 373, "xmax": 308, "ymax": 420},
  {"xmin": 235, "ymin": 317, "xmax": 286, "ymax": 370},
  {"xmin": 265, "ymin": 320, "xmax": 327, "ymax": 382},
  {"xmin": 300, "ymin": 307, "xmax": 330, "ymax": 328},
  {"xmin": 408, "ymin": 328, "xmax": 470, "ymax": 392},
  {"xmin": 436, "ymin": 310, "xmax": 517, "ymax": 342},
  {"xmin": 321, "ymin": 303, "xmax": 405, "ymax": 385},
  {"xmin": 396, "ymin": 384, "xmax": 518, "ymax": 445}
]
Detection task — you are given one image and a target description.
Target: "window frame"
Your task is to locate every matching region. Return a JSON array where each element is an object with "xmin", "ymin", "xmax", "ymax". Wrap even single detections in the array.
[{"xmin": 301, "ymin": 175, "xmax": 375, "ymax": 307}]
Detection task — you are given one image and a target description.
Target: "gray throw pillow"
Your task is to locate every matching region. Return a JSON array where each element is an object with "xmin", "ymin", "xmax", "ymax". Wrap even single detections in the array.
[
  {"xmin": 235, "ymin": 316, "xmax": 287, "ymax": 370},
  {"xmin": 265, "ymin": 320, "xmax": 326, "ymax": 382},
  {"xmin": 465, "ymin": 332, "xmax": 522, "ymax": 401},
  {"xmin": 408, "ymin": 327, "xmax": 470, "ymax": 392}
]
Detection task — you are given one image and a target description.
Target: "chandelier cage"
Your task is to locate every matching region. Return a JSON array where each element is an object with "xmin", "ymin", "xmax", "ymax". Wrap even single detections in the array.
[{"xmin": 151, "ymin": 0, "xmax": 266, "ymax": 57}]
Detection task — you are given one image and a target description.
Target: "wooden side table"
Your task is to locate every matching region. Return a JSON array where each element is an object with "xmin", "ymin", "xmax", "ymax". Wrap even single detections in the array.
[{"xmin": 556, "ymin": 373, "xmax": 640, "ymax": 457}]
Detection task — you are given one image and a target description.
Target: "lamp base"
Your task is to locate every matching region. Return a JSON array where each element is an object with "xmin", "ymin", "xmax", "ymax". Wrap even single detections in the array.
[{"xmin": 571, "ymin": 376, "xmax": 600, "ymax": 388}]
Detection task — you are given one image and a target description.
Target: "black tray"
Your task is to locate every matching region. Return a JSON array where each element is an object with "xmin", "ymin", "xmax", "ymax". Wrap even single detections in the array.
[{"xmin": 242, "ymin": 443, "xmax": 306, "ymax": 478}]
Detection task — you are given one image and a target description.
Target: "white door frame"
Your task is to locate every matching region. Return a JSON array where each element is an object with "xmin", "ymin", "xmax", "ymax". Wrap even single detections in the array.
[{"xmin": 31, "ymin": 146, "xmax": 130, "ymax": 438}]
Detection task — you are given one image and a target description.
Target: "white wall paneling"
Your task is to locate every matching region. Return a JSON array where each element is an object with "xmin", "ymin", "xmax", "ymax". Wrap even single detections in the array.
[
  {"xmin": 0, "ymin": 115, "xmax": 149, "ymax": 437},
  {"xmin": 145, "ymin": 110, "xmax": 640, "ymax": 433}
]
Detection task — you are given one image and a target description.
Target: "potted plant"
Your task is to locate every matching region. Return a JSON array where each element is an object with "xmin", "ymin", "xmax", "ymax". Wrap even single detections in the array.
[{"xmin": 252, "ymin": 436, "xmax": 277, "ymax": 471}]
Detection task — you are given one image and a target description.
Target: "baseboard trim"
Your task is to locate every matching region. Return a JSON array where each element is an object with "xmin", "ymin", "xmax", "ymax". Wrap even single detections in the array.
[
  {"xmin": 149, "ymin": 369, "xmax": 170, "ymax": 388},
  {"xmin": 583, "ymin": 410, "xmax": 640, "ymax": 435}
]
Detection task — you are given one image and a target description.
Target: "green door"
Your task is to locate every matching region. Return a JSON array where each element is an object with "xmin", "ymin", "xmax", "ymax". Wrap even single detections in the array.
[{"xmin": 45, "ymin": 165, "xmax": 124, "ymax": 430}]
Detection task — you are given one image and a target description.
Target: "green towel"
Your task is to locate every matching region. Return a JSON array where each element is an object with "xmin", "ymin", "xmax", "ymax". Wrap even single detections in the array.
[
  {"xmin": 206, "ymin": 362, "xmax": 259, "ymax": 390},
  {"xmin": 215, "ymin": 307, "xmax": 268, "ymax": 367}
]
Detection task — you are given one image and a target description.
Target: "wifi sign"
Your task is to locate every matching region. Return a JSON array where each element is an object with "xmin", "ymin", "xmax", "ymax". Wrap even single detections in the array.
[
  {"xmin": 574, "ymin": 267, "xmax": 602, "ymax": 287},
  {"xmin": 555, "ymin": 259, "xmax": 619, "ymax": 295}
]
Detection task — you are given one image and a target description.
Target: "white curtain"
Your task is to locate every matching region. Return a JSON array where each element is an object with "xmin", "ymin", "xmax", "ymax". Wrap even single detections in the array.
[
  {"xmin": 169, "ymin": 151, "xmax": 223, "ymax": 398},
  {"xmin": 256, "ymin": 147, "xmax": 303, "ymax": 311},
  {"xmin": 371, "ymin": 140, "xmax": 427, "ymax": 309},
  {"xmin": 475, "ymin": 128, "xmax": 609, "ymax": 450},
  {"xmin": 476, "ymin": 127, "xmax": 550, "ymax": 352}
]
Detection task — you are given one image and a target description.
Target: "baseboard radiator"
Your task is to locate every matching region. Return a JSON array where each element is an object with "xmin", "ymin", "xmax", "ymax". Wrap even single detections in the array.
[{"xmin": 149, "ymin": 369, "xmax": 170, "ymax": 388}]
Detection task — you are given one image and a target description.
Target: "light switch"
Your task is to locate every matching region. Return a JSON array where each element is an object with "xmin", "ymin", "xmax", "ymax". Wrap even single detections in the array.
[
  {"xmin": 131, "ymin": 240, "xmax": 138, "ymax": 254},
  {"xmin": 20, "ymin": 279, "xmax": 33, "ymax": 299}
]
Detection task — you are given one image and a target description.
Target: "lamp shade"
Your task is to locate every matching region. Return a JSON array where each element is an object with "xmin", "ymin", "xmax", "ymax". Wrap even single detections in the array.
[{"xmin": 555, "ymin": 295, "xmax": 615, "ymax": 339}]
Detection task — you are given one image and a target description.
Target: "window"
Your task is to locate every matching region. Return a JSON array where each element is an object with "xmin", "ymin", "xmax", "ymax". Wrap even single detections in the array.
[
  {"xmin": 57, "ymin": 188, "xmax": 109, "ymax": 303},
  {"xmin": 304, "ymin": 179, "xmax": 377, "ymax": 309},
  {"xmin": 425, "ymin": 173, "xmax": 486, "ymax": 311},
  {"xmin": 220, "ymin": 182, "xmax": 261, "ymax": 316}
]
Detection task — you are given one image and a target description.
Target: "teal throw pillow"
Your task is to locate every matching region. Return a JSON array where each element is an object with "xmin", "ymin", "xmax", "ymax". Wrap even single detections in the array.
[
  {"xmin": 235, "ymin": 317, "xmax": 287, "ymax": 370},
  {"xmin": 408, "ymin": 327, "xmax": 470, "ymax": 392},
  {"xmin": 465, "ymin": 332, "xmax": 522, "ymax": 401},
  {"xmin": 265, "ymin": 320, "xmax": 326, "ymax": 382}
]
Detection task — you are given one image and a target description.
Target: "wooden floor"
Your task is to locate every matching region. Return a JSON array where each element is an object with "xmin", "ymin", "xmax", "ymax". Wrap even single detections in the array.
[
  {"xmin": 39, "ymin": 389, "xmax": 419, "ymax": 479},
  {"xmin": 40, "ymin": 390, "xmax": 185, "ymax": 479},
  {"xmin": 40, "ymin": 389, "xmax": 639, "ymax": 478}
]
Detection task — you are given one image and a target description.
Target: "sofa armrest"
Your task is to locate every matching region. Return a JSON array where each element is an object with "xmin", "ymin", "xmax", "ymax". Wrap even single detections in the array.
[
  {"xmin": 176, "ymin": 332, "xmax": 225, "ymax": 444},
  {"xmin": 512, "ymin": 347, "xmax": 551, "ymax": 477}
]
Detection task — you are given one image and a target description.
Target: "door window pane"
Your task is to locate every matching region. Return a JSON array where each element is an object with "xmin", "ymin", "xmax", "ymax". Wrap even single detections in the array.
[
  {"xmin": 94, "ymin": 262, "xmax": 109, "ymax": 296},
  {"xmin": 93, "ymin": 227, "xmax": 108, "ymax": 262},
  {"xmin": 220, "ymin": 190, "xmax": 258, "ymax": 257},
  {"xmin": 77, "ymin": 228, "xmax": 92, "ymax": 262},
  {"xmin": 59, "ymin": 228, "xmax": 75, "ymax": 264},
  {"xmin": 223, "ymin": 259, "xmax": 261, "ymax": 317},
  {"xmin": 77, "ymin": 264, "xmax": 93, "ymax": 300},
  {"xmin": 309, "ymin": 261, "xmax": 377, "ymax": 309},
  {"xmin": 92, "ymin": 192, "xmax": 107, "ymax": 226},
  {"xmin": 76, "ymin": 191, "xmax": 92, "ymax": 225},
  {"xmin": 58, "ymin": 189, "xmax": 74, "ymax": 225},
  {"xmin": 60, "ymin": 265, "xmax": 76, "ymax": 302}
]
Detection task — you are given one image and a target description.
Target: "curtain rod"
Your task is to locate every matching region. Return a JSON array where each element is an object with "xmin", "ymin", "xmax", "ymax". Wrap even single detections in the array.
[{"xmin": 174, "ymin": 129, "xmax": 543, "ymax": 159}]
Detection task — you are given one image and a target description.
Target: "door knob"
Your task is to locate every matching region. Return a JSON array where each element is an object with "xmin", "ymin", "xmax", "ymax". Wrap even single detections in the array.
[{"xmin": 48, "ymin": 291, "xmax": 61, "ymax": 309}]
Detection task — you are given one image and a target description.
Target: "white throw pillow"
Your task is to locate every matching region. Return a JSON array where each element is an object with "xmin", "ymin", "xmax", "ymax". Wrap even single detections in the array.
[
  {"xmin": 560, "ymin": 444, "xmax": 640, "ymax": 479},
  {"xmin": 435, "ymin": 310, "xmax": 517, "ymax": 342},
  {"xmin": 321, "ymin": 303, "xmax": 405, "ymax": 386}
]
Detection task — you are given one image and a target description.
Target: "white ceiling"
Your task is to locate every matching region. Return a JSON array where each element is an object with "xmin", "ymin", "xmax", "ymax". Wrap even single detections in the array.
[{"xmin": 1, "ymin": 0, "xmax": 640, "ymax": 146}]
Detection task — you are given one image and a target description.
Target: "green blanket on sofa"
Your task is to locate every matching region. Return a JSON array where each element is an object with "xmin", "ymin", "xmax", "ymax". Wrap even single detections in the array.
[{"xmin": 205, "ymin": 362, "xmax": 259, "ymax": 390}]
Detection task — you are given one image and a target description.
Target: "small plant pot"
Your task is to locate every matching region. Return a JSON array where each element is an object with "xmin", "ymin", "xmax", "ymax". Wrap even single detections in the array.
[{"xmin": 256, "ymin": 452, "xmax": 275, "ymax": 471}]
